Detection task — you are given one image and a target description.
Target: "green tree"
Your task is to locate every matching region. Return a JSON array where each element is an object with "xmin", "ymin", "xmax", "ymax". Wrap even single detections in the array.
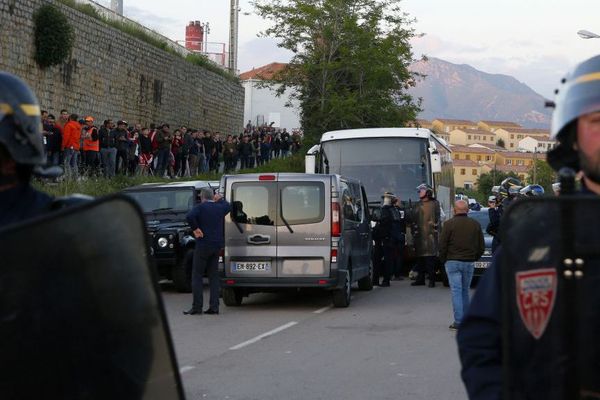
[
  {"xmin": 528, "ymin": 159, "xmax": 556, "ymax": 193},
  {"xmin": 33, "ymin": 5, "xmax": 74, "ymax": 68},
  {"xmin": 496, "ymin": 138, "xmax": 505, "ymax": 148},
  {"xmin": 253, "ymin": 0, "xmax": 422, "ymax": 140}
]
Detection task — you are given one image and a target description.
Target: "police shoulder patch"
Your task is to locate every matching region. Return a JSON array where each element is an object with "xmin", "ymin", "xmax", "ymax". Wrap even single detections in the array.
[{"xmin": 515, "ymin": 268, "xmax": 557, "ymax": 340}]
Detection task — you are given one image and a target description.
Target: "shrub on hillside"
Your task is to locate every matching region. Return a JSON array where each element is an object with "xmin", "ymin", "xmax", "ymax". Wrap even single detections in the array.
[{"xmin": 33, "ymin": 5, "xmax": 74, "ymax": 68}]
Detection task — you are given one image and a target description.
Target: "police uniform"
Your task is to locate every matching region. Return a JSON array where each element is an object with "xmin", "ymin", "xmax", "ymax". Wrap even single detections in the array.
[
  {"xmin": 0, "ymin": 72, "xmax": 55, "ymax": 228},
  {"xmin": 458, "ymin": 54, "xmax": 600, "ymax": 400}
]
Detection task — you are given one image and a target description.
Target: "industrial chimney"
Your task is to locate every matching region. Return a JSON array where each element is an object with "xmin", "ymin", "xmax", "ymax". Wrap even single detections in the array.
[
  {"xmin": 185, "ymin": 21, "xmax": 204, "ymax": 52},
  {"xmin": 110, "ymin": 0, "xmax": 123, "ymax": 15}
]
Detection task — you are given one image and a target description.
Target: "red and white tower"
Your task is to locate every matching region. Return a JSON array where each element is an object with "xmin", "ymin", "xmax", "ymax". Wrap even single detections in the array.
[{"xmin": 185, "ymin": 21, "xmax": 204, "ymax": 52}]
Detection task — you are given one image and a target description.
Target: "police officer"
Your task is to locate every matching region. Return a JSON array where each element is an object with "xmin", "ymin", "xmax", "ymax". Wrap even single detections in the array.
[
  {"xmin": 411, "ymin": 183, "xmax": 441, "ymax": 287},
  {"xmin": 376, "ymin": 192, "xmax": 400, "ymax": 287},
  {"xmin": 0, "ymin": 72, "xmax": 54, "ymax": 227},
  {"xmin": 500, "ymin": 177, "xmax": 523, "ymax": 208},
  {"xmin": 486, "ymin": 194, "xmax": 502, "ymax": 254},
  {"xmin": 457, "ymin": 54, "xmax": 600, "ymax": 400},
  {"xmin": 391, "ymin": 196, "xmax": 407, "ymax": 280}
]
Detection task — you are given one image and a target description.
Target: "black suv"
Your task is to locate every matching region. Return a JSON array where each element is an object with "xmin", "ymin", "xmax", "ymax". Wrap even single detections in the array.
[{"xmin": 124, "ymin": 181, "xmax": 212, "ymax": 292}]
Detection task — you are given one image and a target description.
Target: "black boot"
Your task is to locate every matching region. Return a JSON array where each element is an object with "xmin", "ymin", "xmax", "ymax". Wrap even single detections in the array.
[{"xmin": 428, "ymin": 281, "xmax": 436, "ymax": 288}]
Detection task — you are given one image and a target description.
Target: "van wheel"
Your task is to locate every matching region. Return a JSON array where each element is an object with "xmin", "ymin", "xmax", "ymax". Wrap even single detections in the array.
[
  {"xmin": 332, "ymin": 270, "xmax": 351, "ymax": 308},
  {"xmin": 357, "ymin": 261, "xmax": 374, "ymax": 291},
  {"xmin": 173, "ymin": 249, "xmax": 193, "ymax": 293},
  {"xmin": 222, "ymin": 288, "xmax": 243, "ymax": 306}
]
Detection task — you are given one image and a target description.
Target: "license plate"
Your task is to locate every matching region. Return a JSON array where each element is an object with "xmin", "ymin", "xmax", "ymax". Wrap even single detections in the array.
[
  {"xmin": 475, "ymin": 261, "xmax": 490, "ymax": 269},
  {"xmin": 232, "ymin": 262, "xmax": 271, "ymax": 272}
]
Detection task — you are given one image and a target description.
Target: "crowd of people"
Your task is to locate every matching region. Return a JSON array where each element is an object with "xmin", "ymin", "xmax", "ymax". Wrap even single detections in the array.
[{"xmin": 41, "ymin": 111, "xmax": 304, "ymax": 179}]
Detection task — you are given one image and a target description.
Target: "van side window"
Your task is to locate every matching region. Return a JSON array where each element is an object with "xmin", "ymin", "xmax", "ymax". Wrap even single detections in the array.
[
  {"xmin": 350, "ymin": 182, "xmax": 364, "ymax": 223},
  {"xmin": 281, "ymin": 182, "xmax": 325, "ymax": 225},
  {"xmin": 232, "ymin": 183, "xmax": 275, "ymax": 226},
  {"xmin": 340, "ymin": 181, "xmax": 359, "ymax": 222}
]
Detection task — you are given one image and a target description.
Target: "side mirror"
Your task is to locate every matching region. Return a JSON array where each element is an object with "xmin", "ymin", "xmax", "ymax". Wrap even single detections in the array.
[{"xmin": 431, "ymin": 150, "xmax": 442, "ymax": 173}]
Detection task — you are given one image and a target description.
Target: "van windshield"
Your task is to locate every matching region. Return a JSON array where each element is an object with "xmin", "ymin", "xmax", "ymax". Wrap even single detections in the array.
[{"xmin": 321, "ymin": 137, "xmax": 431, "ymax": 202}]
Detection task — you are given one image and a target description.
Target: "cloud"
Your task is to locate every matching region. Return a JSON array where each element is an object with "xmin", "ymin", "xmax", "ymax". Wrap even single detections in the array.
[{"xmin": 411, "ymin": 34, "xmax": 488, "ymax": 58}]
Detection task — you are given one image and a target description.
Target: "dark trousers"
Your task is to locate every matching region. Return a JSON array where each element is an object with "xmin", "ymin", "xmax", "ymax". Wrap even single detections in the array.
[
  {"xmin": 392, "ymin": 242, "xmax": 405, "ymax": 278},
  {"xmin": 116, "ymin": 148, "xmax": 128, "ymax": 174},
  {"xmin": 382, "ymin": 240, "xmax": 396, "ymax": 283},
  {"xmin": 372, "ymin": 242, "xmax": 384, "ymax": 283},
  {"xmin": 84, "ymin": 151, "xmax": 99, "ymax": 176},
  {"xmin": 416, "ymin": 256, "xmax": 437, "ymax": 283},
  {"xmin": 192, "ymin": 246, "xmax": 221, "ymax": 311}
]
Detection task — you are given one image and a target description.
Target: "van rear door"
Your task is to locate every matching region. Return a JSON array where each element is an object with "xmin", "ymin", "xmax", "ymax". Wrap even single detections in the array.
[
  {"xmin": 224, "ymin": 178, "xmax": 278, "ymax": 279},
  {"xmin": 276, "ymin": 175, "xmax": 331, "ymax": 278}
]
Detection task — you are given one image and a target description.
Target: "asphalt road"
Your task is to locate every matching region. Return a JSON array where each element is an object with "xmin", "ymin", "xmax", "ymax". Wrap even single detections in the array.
[{"xmin": 161, "ymin": 280, "xmax": 468, "ymax": 400}]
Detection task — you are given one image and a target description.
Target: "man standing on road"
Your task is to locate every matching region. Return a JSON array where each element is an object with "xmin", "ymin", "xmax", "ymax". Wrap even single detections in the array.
[
  {"xmin": 184, "ymin": 188, "xmax": 231, "ymax": 315},
  {"xmin": 439, "ymin": 200, "xmax": 484, "ymax": 331}
]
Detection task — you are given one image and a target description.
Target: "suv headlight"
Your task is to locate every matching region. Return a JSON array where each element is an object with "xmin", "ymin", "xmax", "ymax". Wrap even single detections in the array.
[{"xmin": 157, "ymin": 237, "xmax": 169, "ymax": 248}]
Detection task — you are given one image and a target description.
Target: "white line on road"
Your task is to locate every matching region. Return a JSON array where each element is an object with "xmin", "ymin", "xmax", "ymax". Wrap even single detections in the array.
[
  {"xmin": 230, "ymin": 321, "xmax": 299, "ymax": 350},
  {"xmin": 313, "ymin": 306, "xmax": 332, "ymax": 314},
  {"xmin": 179, "ymin": 365, "xmax": 196, "ymax": 374}
]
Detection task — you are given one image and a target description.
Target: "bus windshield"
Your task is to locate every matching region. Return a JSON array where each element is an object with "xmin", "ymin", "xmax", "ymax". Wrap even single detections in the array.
[{"xmin": 321, "ymin": 137, "xmax": 431, "ymax": 202}]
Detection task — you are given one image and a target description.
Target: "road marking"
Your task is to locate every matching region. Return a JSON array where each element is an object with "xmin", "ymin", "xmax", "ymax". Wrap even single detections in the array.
[
  {"xmin": 314, "ymin": 306, "xmax": 332, "ymax": 314},
  {"xmin": 230, "ymin": 321, "xmax": 298, "ymax": 350},
  {"xmin": 179, "ymin": 365, "xmax": 196, "ymax": 374},
  {"xmin": 397, "ymin": 373, "xmax": 417, "ymax": 377}
]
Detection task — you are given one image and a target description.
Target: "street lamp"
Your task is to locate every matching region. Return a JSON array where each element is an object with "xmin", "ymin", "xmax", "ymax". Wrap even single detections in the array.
[{"xmin": 577, "ymin": 30, "xmax": 600, "ymax": 39}]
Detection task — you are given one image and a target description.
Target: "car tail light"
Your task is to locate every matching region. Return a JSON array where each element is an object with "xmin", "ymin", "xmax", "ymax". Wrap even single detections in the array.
[
  {"xmin": 318, "ymin": 280, "xmax": 327, "ymax": 285},
  {"xmin": 218, "ymin": 248, "xmax": 224, "ymax": 263},
  {"xmin": 226, "ymin": 280, "xmax": 235, "ymax": 285},
  {"xmin": 331, "ymin": 248, "xmax": 338, "ymax": 263},
  {"xmin": 259, "ymin": 175, "xmax": 276, "ymax": 181},
  {"xmin": 331, "ymin": 202, "xmax": 340, "ymax": 237}
]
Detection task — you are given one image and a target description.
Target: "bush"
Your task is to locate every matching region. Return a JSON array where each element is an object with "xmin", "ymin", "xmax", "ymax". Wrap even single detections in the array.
[{"xmin": 33, "ymin": 5, "xmax": 74, "ymax": 68}]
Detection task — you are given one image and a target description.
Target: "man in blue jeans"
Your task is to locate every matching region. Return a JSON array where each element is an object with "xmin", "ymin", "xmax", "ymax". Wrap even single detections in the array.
[
  {"xmin": 184, "ymin": 188, "xmax": 231, "ymax": 315},
  {"xmin": 439, "ymin": 200, "xmax": 484, "ymax": 330}
]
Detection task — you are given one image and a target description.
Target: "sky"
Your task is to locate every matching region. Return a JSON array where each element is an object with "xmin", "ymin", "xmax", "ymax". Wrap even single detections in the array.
[{"xmin": 95, "ymin": 0, "xmax": 600, "ymax": 99}]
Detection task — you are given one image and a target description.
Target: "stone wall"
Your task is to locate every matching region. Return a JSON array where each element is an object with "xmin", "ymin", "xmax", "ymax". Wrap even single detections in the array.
[{"xmin": 0, "ymin": 0, "xmax": 244, "ymax": 133}]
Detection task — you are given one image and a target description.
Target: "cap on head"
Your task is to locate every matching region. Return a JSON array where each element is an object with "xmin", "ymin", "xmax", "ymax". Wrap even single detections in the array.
[
  {"xmin": 0, "ymin": 72, "xmax": 45, "ymax": 166},
  {"xmin": 117, "ymin": 120, "xmax": 127, "ymax": 126}
]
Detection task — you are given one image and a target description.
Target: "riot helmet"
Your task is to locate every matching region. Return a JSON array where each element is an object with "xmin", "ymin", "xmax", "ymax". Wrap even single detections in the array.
[
  {"xmin": 382, "ymin": 191, "xmax": 395, "ymax": 206},
  {"xmin": 548, "ymin": 55, "xmax": 600, "ymax": 171},
  {"xmin": 416, "ymin": 183, "xmax": 434, "ymax": 199},
  {"xmin": 552, "ymin": 182, "xmax": 561, "ymax": 195},
  {"xmin": 519, "ymin": 184, "xmax": 545, "ymax": 197},
  {"xmin": 501, "ymin": 177, "xmax": 523, "ymax": 198},
  {"xmin": 0, "ymin": 72, "xmax": 45, "ymax": 166}
]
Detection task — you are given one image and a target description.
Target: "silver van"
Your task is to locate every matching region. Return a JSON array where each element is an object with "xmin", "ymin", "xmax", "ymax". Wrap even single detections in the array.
[{"xmin": 219, "ymin": 173, "xmax": 373, "ymax": 307}]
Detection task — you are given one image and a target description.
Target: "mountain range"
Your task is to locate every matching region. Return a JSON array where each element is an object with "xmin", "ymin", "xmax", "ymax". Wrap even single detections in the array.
[{"xmin": 408, "ymin": 58, "xmax": 552, "ymax": 128}]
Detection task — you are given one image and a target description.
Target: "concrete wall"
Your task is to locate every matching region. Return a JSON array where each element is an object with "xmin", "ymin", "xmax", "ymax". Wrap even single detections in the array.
[
  {"xmin": 242, "ymin": 79, "xmax": 300, "ymax": 130},
  {"xmin": 0, "ymin": 0, "xmax": 244, "ymax": 133}
]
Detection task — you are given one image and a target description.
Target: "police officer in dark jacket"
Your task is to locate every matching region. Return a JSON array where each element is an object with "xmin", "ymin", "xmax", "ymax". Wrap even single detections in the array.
[
  {"xmin": 486, "ymin": 195, "xmax": 502, "ymax": 254},
  {"xmin": 377, "ymin": 192, "xmax": 404, "ymax": 287},
  {"xmin": 0, "ymin": 72, "xmax": 54, "ymax": 228},
  {"xmin": 457, "ymin": 54, "xmax": 600, "ymax": 400}
]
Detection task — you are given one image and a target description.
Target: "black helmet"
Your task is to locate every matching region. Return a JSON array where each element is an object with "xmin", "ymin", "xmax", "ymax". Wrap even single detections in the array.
[
  {"xmin": 0, "ymin": 72, "xmax": 45, "ymax": 166},
  {"xmin": 548, "ymin": 55, "xmax": 600, "ymax": 171},
  {"xmin": 519, "ymin": 184, "xmax": 545, "ymax": 197}
]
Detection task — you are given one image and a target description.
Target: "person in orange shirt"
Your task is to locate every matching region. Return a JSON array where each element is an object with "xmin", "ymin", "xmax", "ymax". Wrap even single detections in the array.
[
  {"xmin": 62, "ymin": 113, "xmax": 82, "ymax": 179},
  {"xmin": 82, "ymin": 116, "xmax": 99, "ymax": 176}
]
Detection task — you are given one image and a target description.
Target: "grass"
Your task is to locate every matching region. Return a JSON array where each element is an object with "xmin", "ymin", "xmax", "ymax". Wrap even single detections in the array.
[
  {"xmin": 34, "ymin": 151, "xmax": 307, "ymax": 198},
  {"xmin": 55, "ymin": 0, "xmax": 238, "ymax": 81}
]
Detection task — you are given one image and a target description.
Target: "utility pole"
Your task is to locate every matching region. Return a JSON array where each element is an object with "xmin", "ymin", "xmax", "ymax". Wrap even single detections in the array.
[
  {"xmin": 229, "ymin": 0, "xmax": 239, "ymax": 75},
  {"xmin": 110, "ymin": 0, "xmax": 123, "ymax": 15}
]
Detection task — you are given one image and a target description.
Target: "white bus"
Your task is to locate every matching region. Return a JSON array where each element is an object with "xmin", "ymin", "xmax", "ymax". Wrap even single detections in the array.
[{"xmin": 305, "ymin": 128, "xmax": 455, "ymax": 217}]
